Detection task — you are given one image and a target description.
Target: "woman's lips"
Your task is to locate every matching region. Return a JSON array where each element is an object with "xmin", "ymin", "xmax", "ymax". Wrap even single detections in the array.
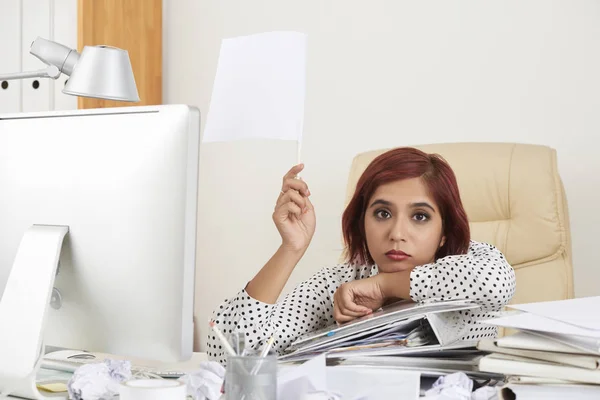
[{"xmin": 385, "ymin": 250, "xmax": 410, "ymax": 261}]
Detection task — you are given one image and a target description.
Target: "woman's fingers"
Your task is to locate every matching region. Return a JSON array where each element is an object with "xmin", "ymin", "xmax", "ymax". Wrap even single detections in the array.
[
  {"xmin": 276, "ymin": 189, "xmax": 307, "ymax": 211},
  {"xmin": 274, "ymin": 164, "xmax": 313, "ymax": 226},
  {"xmin": 283, "ymin": 164, "xmax": 305, "ymax": 182},
  {"xmin": 336, "ymin": 305, "xmax": 367, "ymax": 319},
  {"xmin": 282, "ymin": 177, "xmax": 310, "ymax": 197},
  {"xmin": 304, "ymin": 195, "xmax": 314, "ymax": 212},
  {"xmin": 281, "ymin": 164, "xmax": 310, "ymax": 197},
  {"xmin": 341, "ymin": 300, "xmax": 372, "ymax": 316},
  {"xmin": 333, "ymin": 285, "xmax": 372, "ymax": 324},
  {"xmin": 340, "ymin": 284, "xmax": 372, "ymax": 313},
  {"xmin": 275, "ymin": 201, "xmax": 302, "ymax": 220},
  {"xmin": 334, "ymin": 304, "xmax": 355, "ymax": 323},
  {"xmin": 334, "ymin": 302, "xmax": 369, "ymax": 323}
]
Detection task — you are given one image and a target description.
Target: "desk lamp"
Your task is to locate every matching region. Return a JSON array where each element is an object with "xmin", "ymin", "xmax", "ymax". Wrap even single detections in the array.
[
  {"xmin": 0, "ymin": 37, "xmax": 139, "ymax": 102},
  {"xmin": 0, "ymin": 37, "xmax": 138, "ymax": 400}
]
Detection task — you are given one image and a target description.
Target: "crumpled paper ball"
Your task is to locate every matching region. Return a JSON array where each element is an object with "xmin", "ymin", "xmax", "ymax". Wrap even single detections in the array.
[
  {"xmin": 424, "ymin": 372, "xmax": 498, "ymax": 400},
  {"xmin": 178, "ymin": 361, "xmax": 225, "ymax": 400},
  {"xmin": 67, "ymin": 359, "xmax": 132, "ymax": 400},
  {"xmin": 426, "ymin": 371, "xmax": 473, "ymax": 399}
]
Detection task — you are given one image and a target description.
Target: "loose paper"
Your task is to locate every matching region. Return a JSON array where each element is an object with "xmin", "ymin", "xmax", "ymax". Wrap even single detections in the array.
[
  {"xmin": 510, "ymin": 296, "xmax": 600, "ymax": 332},
  {"xmin": 278, "ymin": 354, "xmax": 327, "ymax": 400},
  {"xmin": 327, "ymin": 367, "xmax": 420, "ymax": 400},
  {"xmin": 277, "ymin": 354, "xmax": 420, "ymax": 400},
  {"xmin": 482, "ymin": 312, "xmax": 600, "ymax": 338}
]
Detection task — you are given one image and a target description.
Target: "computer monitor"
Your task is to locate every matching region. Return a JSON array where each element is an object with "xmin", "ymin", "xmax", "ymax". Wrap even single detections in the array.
[{"xmin": 0, "ymin": 105, "xmax": 200, "ymax": 364}]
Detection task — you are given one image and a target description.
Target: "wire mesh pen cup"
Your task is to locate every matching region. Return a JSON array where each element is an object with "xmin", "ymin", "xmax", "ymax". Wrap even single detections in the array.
[{"xmin": 225, "ymin": 354, "xmax": 277, "ymax": 400}]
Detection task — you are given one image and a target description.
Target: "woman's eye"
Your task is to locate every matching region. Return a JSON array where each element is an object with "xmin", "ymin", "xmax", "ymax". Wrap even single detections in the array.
[
  {"xmin": 375, "ymin": 210, "xmax": 391, "ymax": 219},
  {"xmin": 413, "ymin": 212, "xmax": 429, "ymax": 222}
]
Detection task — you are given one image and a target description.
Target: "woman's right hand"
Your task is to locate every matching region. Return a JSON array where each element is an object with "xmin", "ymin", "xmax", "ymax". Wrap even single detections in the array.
[{"xmin": 273, "ymin": 164, "xmax": 316, "ymax": 253}]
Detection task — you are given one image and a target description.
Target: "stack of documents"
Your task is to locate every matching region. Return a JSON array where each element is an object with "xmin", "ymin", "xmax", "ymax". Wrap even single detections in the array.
[
  {"xmin": 279, "ymin": 299, "xmax": 503, "ymax": 381},
  {"xmin": 479, "ymin": 296, "xmax": 600, "ymax": 399}
]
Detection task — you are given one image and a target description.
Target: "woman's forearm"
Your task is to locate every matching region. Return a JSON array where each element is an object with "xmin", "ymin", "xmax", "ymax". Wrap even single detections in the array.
[
  {"xmin": 375, "ymin": 269, "xmax": 412, "ymax": 301},
  {"xmin": 245, "ymin": 245, "xmax": 305, "ymax": 304}
]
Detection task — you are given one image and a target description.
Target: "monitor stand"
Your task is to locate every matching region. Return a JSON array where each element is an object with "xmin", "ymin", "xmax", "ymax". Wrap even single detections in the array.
[{"xmin": 0, "ymin": 225, "xmax": 69, "ymax": 399}]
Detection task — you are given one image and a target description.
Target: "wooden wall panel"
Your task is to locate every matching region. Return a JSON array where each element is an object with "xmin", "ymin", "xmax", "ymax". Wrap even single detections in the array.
[{"xmin": 77, "ymin": 0, "xmax": 162, "ymax": 108}]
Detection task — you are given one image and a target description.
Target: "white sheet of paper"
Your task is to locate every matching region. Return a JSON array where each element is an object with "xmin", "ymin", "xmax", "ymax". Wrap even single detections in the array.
[
  {"xmin": 496, "ymin": 331, "xmax": 593, "ymax": 354},
  {"xmin": 327, "ymin": 367, "xmax": 420, "ymax": 400},
  {"xmin": 278, "ymin": 354, "xmax": 327, "ymax": 400},
  {"xmin": 202, "ymin": 31, "xmax": 307, "ymax": 144},
  {"xmin": 36, "ymin": 367, "xmax": 72, "ymax": 383},
  {"xmin": 482, "ymin": 312, "xmax": 600, "ymax": 338},
  {"xmin": 509, "ymin": 296, "xmax": 600, "ymax": 331},
  {"xmin": 277, "ymin": 356, "xmax": 420, "ymax": 400}
]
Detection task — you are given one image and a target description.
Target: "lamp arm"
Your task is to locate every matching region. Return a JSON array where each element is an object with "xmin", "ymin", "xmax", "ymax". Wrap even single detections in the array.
[{"xmin": 0, "ymin": 65, "xmax": 61, "ymax": 81}]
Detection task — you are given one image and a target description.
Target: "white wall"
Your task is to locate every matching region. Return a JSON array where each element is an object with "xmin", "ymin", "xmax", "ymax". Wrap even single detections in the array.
[
  {"xmin": 164, "ymin": 0, "xmax": 600, "ymax": 351},
  {"xmin": 0, "ymin": 0, "xmax": 77, "ymax": 114}
]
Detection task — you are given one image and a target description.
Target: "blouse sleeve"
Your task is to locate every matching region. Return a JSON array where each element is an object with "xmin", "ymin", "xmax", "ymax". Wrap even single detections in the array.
[
  {"xmin": 207, "ymin": 267, "xmax": 343, "ymax": 365},
  {"xmin": 409, "ymin": 241, "xmax": 516, "ymax": 311}
]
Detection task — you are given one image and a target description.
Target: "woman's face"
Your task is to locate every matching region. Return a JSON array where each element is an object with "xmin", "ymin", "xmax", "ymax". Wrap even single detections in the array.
[{"xmin": 364, "ymin": 178, "xmax": 445, "ymax": 273}]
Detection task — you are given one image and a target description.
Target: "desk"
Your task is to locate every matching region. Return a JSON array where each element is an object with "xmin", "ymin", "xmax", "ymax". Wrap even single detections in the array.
[
  {"xmin": 16, "ymin": 352, "xmax": 595, "ymax": 400},
  {"xmin": 5, "ymin": 352, "xmax": 210, "ymax": 399}
]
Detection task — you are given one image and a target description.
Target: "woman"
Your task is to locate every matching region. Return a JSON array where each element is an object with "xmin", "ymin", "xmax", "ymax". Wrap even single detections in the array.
[{"xmin": 208, "ymin": 147, "xmax": 516, "ymax": 365}]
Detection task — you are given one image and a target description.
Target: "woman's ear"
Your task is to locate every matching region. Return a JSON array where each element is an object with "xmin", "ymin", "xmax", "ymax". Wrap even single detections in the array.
[{"xmin": 439, "ymin": 236, "xmax": 446, "ymax": 248}]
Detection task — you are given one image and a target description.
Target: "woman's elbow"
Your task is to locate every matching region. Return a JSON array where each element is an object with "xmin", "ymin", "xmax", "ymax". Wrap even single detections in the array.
[{"xmin": 489, "ymin": 263, "xmax": 516, "ymax": 308}]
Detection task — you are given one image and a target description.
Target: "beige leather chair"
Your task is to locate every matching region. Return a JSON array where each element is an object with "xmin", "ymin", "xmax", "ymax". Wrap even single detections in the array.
[{"xmin": 344, "ymin": 143, "xmax": 574, "ymax": 305}]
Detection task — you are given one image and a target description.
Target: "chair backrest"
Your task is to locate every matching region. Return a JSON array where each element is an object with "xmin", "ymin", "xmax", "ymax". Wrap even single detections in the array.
[{"xmin": 343, "ymin": 142, "xmax": 574, "ymax": 304}]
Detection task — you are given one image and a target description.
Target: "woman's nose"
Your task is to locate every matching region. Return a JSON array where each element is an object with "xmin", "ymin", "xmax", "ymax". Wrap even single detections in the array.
[{"xmin": 389, "ymin": 220, "xmax": 408, "ymax": 242}]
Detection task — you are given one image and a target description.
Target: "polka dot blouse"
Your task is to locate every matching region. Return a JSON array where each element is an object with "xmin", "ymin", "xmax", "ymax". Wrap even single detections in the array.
[{"xmin": 207, "ymin": 240, "xmax": 516, "ymax": 365}]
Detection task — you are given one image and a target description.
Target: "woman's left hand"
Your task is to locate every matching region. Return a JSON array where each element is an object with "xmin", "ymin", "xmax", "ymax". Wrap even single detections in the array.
[{"xmin": 333, "ymin": 277, "xmax": 386, "ymax": 324}]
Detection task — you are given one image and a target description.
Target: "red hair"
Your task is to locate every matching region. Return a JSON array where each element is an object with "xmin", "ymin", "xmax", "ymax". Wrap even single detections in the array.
[{"xmin": 342, "ymin": 147, "xmax": 470, "ymax": 265}]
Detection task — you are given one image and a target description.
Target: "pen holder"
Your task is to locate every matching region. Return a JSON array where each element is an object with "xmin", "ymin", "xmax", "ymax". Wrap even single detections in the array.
[{"xmin": 225, "ymin": 354, "xmax": 277, "ymax": 400}]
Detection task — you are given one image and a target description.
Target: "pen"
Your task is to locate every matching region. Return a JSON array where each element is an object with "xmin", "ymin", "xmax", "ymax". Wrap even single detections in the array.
[
  {"xmin": 209, "ymin": 320, "xmax": 237, "ymax": 398},
  {"xmin": 259, "ymin": 334, "xmax": 275, "ymax": 358},
  {"xmin": 229, "ymin": 331, "xmax": 245, "ymax": 356},
  {"xmin": 249, "ymin": 334, "xmax": 276, "ymax": 376},
  {"xmin": 209, "ymin": 320, "xmax": 238, "ymax": 357}
]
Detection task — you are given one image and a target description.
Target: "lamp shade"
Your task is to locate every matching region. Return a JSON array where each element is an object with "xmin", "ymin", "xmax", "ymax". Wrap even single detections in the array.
[{"xmin": 63, "ymin": 45, "xmax": 140, "ymax": 102}]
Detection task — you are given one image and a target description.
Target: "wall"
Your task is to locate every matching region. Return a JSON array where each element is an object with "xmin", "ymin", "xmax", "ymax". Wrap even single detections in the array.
[
  {"xmin": 163, "ymin": 0, "xmax": 600, "ymax": 351},
  {"xmin": 0, "ymin": 0, "xmax": 77, "ymax": 114}
]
